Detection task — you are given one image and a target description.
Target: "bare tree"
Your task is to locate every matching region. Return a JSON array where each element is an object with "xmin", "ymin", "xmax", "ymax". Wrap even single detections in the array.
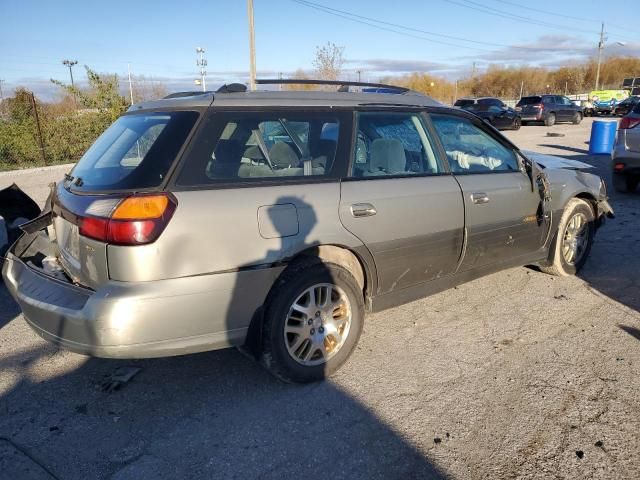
[
  {"xmin": 131, "ymin": 75, "xmax": 168, "ymax": 102},
  {"xmin": 313, "ymin": 42, "xmax": 345, "ymax": 81}
]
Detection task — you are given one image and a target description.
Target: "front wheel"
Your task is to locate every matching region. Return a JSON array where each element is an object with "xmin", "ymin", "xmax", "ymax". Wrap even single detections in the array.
[
  {"xmin": 541, "ymin": 198, "xmax": 595, "ymax": 276},
  {"xmin": 572, "ymin": 112, "xmax": 582, "ymax": 124},
  {"xmin": 261, "ymin": 260, "xmax": 364, "ymax": 383},
  {"xmin": 512, "ymin": 117, "xmax": 522, "ymax": 130}
]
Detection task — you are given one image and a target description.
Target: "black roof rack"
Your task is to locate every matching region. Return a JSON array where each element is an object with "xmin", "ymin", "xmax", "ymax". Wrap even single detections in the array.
[
  {"xmin": 256, "ymin": 78, "xmax": 411, "ymax": 94},
  {"xmin": 164, "ymin": 91, "xmax": 213, "ymax": 99},
  {"xmin": 216, "ymin": 83, "xmax": 248, "ymax": 93}
]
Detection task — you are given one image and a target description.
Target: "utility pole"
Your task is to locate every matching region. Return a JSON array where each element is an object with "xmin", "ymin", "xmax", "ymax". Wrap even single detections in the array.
[
  {"xmin": 196, "ymin": 47, "xmax": 207, "ymax": 92},
  {"xmin": 30, "ymin": 92, "xmax": 46, "ymax": 165},
  {"xmin": 247, "ymin": 0, "xmax": 257, "ymax": 91},
  {"xmin": 519, "ymin": 80, "xmax": 524, "ymax": 99},
  {"xmin": 127, "ymin": 63, "xmax": 134, "ymax": 105},
  {"xmin": 595, "ymin": 23, "xmax": 606, "ymax": 91},
  {"xmin": 454, "ymin": 79, "xmax": 458, "ymax": 103},
  {"xmin": 357, "ymin": 70, "xmax": 362, "ymax": 82},
  {"xmin": 472, "ymin": 62, "xmax": 477, "ymax": 79}
]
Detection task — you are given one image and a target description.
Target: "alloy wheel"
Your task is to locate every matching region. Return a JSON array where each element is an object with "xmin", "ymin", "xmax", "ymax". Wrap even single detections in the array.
[{"xmin": 284, "ymin": 283, "xmax": 352, "ymax": 366}]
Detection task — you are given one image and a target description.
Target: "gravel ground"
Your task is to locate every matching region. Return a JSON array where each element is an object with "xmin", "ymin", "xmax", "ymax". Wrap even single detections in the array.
[{"xmin": 0, "ymin": 118, "xmax": 639, "ymax": 479}]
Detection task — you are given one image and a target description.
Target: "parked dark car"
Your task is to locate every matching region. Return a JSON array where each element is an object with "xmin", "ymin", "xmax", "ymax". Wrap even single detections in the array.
[
  {"xmin": 516, "ymin": 95, "xmax": 583, "ymax": 126},
  {"xmin": 454, "ymin": 97, "xmax": 521, "ymax": 130},
  {"xmin": 614, "ymin": 96, "xmax": 640, "ymax": 116},
  {"xmin": 612, "ymin": 103, "xmax": 640, "ymax": 193}
]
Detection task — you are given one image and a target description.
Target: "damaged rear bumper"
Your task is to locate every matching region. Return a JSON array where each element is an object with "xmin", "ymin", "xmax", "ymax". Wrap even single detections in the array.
[{"xmin": 2, "ymin": 246, "xmax": 282, "ymax": 358}]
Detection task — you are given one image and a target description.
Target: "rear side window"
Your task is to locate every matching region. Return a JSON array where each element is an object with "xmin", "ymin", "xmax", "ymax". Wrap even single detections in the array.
[
  {"xmin": 430, "ymin": 114, "xmax": 520, "ymax": 174},
  {"xmin": 177, "ymin": 112, "xmax": 340, "ymax": 185},
  {"xmin": 350, "ymin": 112, "xmax": 442, "ymax": 178},
  {"xmin": 454, "ymin": 99, "xmax": 475, "ymax": 107},
  {"xmin": 68, "ymin": 111, "xmax": 198, "ymax": 192},
  {"xmin": 517, "ymin": 96, "xmax": 542, "ymax": 106}
]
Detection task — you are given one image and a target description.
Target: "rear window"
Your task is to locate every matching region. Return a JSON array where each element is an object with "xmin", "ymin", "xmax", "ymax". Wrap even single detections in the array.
[
  {"xmin": 67, "ymin": 111, "xmax": 198, "ymax": 192},
  {"xmin": 176, "ymin": 111, "xmax": 341, "ymax": 185},
  {"xmin": 517, "ymin": 96, "xmax": 542, "ymax": 106}
]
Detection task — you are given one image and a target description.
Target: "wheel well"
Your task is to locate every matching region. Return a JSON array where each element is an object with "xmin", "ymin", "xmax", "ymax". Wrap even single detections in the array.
[
  {"xmin": 575, "ymin": 192, "xmax": 597, "ymax": 215},
  {"xmin": 293, "ymin": 245, "xmax": 367, "ymax": 292}
]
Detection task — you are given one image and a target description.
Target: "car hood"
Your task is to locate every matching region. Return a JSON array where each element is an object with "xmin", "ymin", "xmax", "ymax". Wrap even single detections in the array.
[{"xmin": 522, "ymin": 151, "xmax": 594, "ymax": 171}]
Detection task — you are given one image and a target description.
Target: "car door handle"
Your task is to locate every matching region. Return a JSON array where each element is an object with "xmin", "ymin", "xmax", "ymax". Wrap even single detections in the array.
[
  {"xmin": 351, "ymin": 203, "xmax": 377, "ymax": 217},
  {"xmin": 471, "ymin": 193, "xmax": 490, "ymax": 204}
]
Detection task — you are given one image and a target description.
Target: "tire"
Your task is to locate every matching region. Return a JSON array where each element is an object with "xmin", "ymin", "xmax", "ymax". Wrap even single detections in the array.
[
  {"xmin": 541, "ymin": 198, "xmax": 595, "ymax": 276},
  {"xmin": 613, "ymin": 174, "xmax": 639, "ymax": 193},
  {"xmin": 512, "ymin": 117, "xmax": 522, "ymax": 130},
  {"xmin": 544, "ymin": 113, "xmax": 556, "ymax": 127},
  {"xmin": 261, "ymin": 260, "xmax": 364, "ymax": 383},
  {"xmin": 572, "ymin": 112, "xmax": 582, "ymax": 125}
]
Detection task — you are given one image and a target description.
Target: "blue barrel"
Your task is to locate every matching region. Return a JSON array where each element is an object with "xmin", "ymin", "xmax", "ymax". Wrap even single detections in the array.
[{"xmin": 589, "ymin": 120, "xmax": 617, "ymax": 154}]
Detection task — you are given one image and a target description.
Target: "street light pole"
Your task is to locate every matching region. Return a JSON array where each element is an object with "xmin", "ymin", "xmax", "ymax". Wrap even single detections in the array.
[
  {"xmin": 62, "ymin": 59, "xmax": 78, "ymax": 88},
  {"xmin": 247, "ymin": 0, "xmax": 257, "ymax": 91},
  {"xmin": 196, "ymin": 47, "xmax": 207, "ymax": 92}
]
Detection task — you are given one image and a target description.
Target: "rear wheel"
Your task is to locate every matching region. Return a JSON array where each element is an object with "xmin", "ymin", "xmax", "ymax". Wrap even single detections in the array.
[
  {"xmin": 261, "ymin": 260, "xmax": 364, "ymax": 383},
  {"xmin": 613, "ymin": 174, "xmax": 639, "ymax": 193},
  {"xmin": 572, "ymin": 112, "xmax": 582, "ymax": 124},
  {"xmin": 541, "ymin": 198, "xmax": 595, "ymax": 276},
  {"xmin": 544, "ymin": 113, "xmax": 556, "ymax": 127}
]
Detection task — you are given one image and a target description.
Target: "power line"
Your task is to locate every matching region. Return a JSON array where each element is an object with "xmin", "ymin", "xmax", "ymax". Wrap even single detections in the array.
[
  {"xmin": 441, "ymin": 0, "xmax": 598, "ymax": 35},
  {"xmin": 488, "ymin": 0, "xmax": 637, "ymax": 35},
  {"xmin": 290, "ymin": 0, "xmax": 490, "ymax": 52},
  {"xmin": 291, "ymin": 0, "xmax": 565, "ymax": 52}
]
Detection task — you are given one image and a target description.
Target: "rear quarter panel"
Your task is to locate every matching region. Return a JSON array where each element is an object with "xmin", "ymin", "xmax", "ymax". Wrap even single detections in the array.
[{"xmin": 107, "ymin": 182, "xmax": 365, "ymax": 282}]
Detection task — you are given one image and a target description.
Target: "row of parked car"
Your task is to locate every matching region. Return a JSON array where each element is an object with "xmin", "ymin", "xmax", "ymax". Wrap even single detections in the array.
[{"xmin": 455, "ymin": 95, "xmax": 640, "ymax": 131}]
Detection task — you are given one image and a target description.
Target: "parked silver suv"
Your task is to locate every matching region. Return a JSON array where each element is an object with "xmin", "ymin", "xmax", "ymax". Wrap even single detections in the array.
[{"xmin": 3, "ymin": 80, "xmax": 613, "ymax": 382}]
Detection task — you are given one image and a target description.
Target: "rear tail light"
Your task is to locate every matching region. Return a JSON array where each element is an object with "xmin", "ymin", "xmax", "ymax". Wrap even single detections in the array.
[
  {"xmin": 79, "ymin": 194, "xmax": 176, "ymax": 245},
  {"xmin": 614, "ymin": 162, "xmax": 625, "ymax": 172},
  {"xmin": 619, "ymin": 117, "xmax": 640, "ymax": 130}
]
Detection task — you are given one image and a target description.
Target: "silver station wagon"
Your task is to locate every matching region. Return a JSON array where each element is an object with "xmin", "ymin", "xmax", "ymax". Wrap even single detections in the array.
[{"xmin": 3, "ymin": 80, "xmax": 613, "ymax": 383}]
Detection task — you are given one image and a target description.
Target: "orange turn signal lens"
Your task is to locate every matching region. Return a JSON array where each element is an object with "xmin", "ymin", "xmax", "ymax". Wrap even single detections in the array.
[{"xmin": 112, "ymin": 195, "xmax": 170, "ymax": 220}]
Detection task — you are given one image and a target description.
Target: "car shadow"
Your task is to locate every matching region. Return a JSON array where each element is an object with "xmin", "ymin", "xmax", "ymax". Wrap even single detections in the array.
[
  {"xmin": 0, "ymin": 318, "xmax": 445, "ymax": 479},
  {"xmin": 0, "ymin": 194, "xmax": 445, "ymax": 479},
  {"xmin": 619, "ymin": 324, "xmax": 640, "ymax": 341}
]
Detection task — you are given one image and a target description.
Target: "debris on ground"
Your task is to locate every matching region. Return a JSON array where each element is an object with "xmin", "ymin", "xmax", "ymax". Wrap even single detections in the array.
[
  {"xmin": 554, "ymin": 294, "xmax": 568, "ymax": 300},
  {"xmin": 576, "ymin": 450, "xmax": 584, "ymax": 459},
  {"xmin": 546, "ymin": 132, "xmax": 566, "ymax": 137},
  {"xmin": 100, "ymin": 366, "xmax": 142, "ymax": 393}
]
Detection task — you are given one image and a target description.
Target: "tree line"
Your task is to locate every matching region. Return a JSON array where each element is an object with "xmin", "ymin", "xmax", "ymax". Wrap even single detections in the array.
[{"xmin": 1, "ymin": 46, "xmax": 640, "ymax": 170}]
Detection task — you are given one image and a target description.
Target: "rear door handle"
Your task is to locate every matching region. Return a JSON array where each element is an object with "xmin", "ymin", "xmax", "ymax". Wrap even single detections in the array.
[
  {"xmin": 471, "ymin": 192, "xmax": 490, "ymax": 204},
  {"xmin": 351, "ymin": 203, "xmax": 377, "ymax": 217}
]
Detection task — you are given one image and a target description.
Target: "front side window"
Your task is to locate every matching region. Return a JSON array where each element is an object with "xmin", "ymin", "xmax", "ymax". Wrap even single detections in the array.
[
  {"xmin": 430, "ymin": 114, "xmax": 520, "ymax": 174},
  {"xmin": 177, "ymin": 112, "xmax": 340, "ymax": 185},
  {"xmin": 350, "ymin": 112, "xmax": 441, "ymax": 178}
]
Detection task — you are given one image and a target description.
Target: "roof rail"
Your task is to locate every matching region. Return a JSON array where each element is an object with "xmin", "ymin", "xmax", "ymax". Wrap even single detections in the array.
[
  {"xmin": 256, "ymin": 78, "xmax": 411, "ymax": 94},
  {"xmin": 164, "ymin": 91, "xmax": 213, "ymax": 99}
]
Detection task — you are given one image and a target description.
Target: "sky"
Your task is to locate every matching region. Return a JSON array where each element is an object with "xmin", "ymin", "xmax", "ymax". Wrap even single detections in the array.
[{"xmin": 1, "ymin": 0, "xmax": 639, "ymax": 100}]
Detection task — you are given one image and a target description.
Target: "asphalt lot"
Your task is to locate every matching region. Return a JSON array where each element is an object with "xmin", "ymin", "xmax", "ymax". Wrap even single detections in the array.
[{"xmin": 1, "ymin": 117, "xmax": 639, "ymax": 479}]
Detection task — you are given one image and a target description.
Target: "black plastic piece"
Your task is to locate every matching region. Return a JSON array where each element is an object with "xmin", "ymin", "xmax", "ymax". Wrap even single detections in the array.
[
  {"xmin": 216, "ymin": 83, "xmax": 248, "ymax": 93},
  {"xmin": 163, "ymin": 91, "xmax": 213, "ymax": 99}
]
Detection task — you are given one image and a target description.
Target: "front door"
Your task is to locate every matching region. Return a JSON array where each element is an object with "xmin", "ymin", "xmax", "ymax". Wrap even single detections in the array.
[
  {"xmin": 429, "ymin": 113, "xmax": 551, "ymax": 271},
  {"xmin": 339, "ymin": 111, "xmax": 464, "ymax": 295}
]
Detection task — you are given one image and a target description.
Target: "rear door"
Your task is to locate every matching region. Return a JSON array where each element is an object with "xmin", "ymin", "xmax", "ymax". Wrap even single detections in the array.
[
  {"xmin": 339, "ymin": 111, "xmax": 464, "ymax": 295},
  {"xmin": 429, "ymin": 113, "xmax": 550, "ymax": 270}
]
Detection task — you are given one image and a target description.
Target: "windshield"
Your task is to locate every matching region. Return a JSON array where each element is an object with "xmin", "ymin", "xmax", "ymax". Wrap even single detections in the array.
[
  {"xmin": 517, "ymin": 96, "xmax": 542, "ymax": 106},
  {"xmin": 67, "ymin": 111, "xmax": 198, "ymax": 192}
]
